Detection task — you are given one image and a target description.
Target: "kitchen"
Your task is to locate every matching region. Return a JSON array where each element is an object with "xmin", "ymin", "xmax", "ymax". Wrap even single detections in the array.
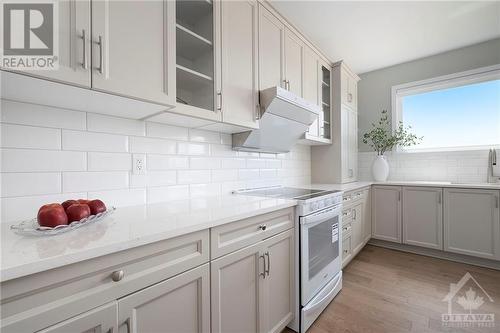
[{"xmin": 1, "ymin": 1, "xmax": 499, "ymax": 333}]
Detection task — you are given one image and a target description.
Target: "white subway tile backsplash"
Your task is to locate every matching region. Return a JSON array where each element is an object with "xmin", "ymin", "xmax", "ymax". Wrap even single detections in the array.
[
  {"xmin": 1, "ymin": 149, "xmax": 86, "ymax": 172},
  {"xmin": 1, "ymin": 192, "xmax": 87, "ymax": 223},
  {"xmin": 1, "ymin": 101, "xmax": 312, "ymax": 221},
  {"xmin": 63, "ymin": 130, "xmax": 128, "ymax": 152},
  {"xmin": 1, "ymin": 124, "xmax": 61, "ymax": 149},
  {"xmin": 211, "ymin": 169, "xmax": 238, "ymax": 182},
  {"xmin": 147, "ymin": 185, "xmax": 189, "ymax": 203},
  {"xmin": 177, "ymin": 170, "xmax": 210, "ymax": 184},
  {"xmin": 88, "ymin": 188, "xmax": 146, "ymax": 207},
  {"xmin": 88, "ymin": 152, "xmax": 131, "ymax": 171},
  {"xmin": 63, "ymin": 172, "xmax": 129, "ymax": 192},
  {"xmin": 189, "ymin": 129, "xmax": 221, "ymax": 143},
  {"xmin": 130, "ymin": 171, "xmax": 176, "ymax": 188},
  {"xmin": 190, "ymin": 183, "xmax": 221, "ymax": 198},
  {"xmin": 147, "ymin": 155, "xmax": 188, "ymax": 170},
  {"xmin": 129, "ymin": 137, "xmax": 176, "ymax": 154},
  {"xmin": 87, "ymin": 114, "xmax": 145, "ymax": 136},
  {"xmin": 1, "ymin": 173, "xmax": 61, "ymax": 197},
  {"xmin": 1, "ymin": 100, "xmax": 86, "ymax": 130},
  {"xmin": 146, "ymin": 122, "xmax": 189, "ymax": 141},
  {"xmin": 190, "ymin": 157, "xmax": 221, "ymax": 169},
  {"xmin": 178, "ymin": 142, "xmax": 210, "ymax": 156},
  {"xmin": 221, "ymin": 158, "xmax": 246, "ymax": 169}
]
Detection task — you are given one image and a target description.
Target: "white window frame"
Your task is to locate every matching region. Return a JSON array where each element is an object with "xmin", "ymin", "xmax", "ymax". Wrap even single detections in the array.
[{"xmin": 391, "ymin": 64, "xmax": 500, "ymax": 153}]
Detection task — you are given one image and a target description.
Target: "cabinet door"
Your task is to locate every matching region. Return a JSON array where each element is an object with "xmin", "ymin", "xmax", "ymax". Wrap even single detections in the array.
[
  {"xmin": 284, "ymin": 28, "xmax": 303, "ymax": 96},
  {"xmin": 341, "ymin": 235, "xmax": 352, "ymax": 268},
  {"xmin": 220, "ymin": 0, "xmax": 259, "ymax": 129},
  {"xmin": 118, "ymin": 264, "xmax": 210, "ymax": 333},
  {"xmin": 8, "ymin": 0, "xmax": 92, "ymax": 87},
  {"xmin": 341, "ymin": 106, "xmax": 358, "ymax": 182},
  {"xmin": 351, "ymin": 202, "xmax": 364, "ymax": 253},
  {"xmin": 363, "ymin": 189, "xmax": 372, "ymax": 242},
  {"xmin": 444, "ymin": 189, "xmax": 500, "ymax": 260},
  {"xmin": 341, "ymin": 68, "xmax": 357, "ymax": 110},
  {"xmin": 262, "ymin": 230, "xmax": 295, "ymax": 333},
  {"xmin": 403, "ymin": 187, "xmax": 443, "ymax": 250},
  {"xmin": 211, "ymin": 242, "xmax": 265, "ymax": 333},
  {"xmin": 303, "ymin": 46, "xmax": 319, "ymax": 136},
  {"xmin": 258, "ymin": 4, "xmax": 285, "ymax": 91},
  {"xmin": 91, "ymin": 0, "xmax": 175, "ymax": 106},
  {"xmin": 37, "ymin": 302, "xmax": 117, "ymax": 333},
  {"xmin": 372, "ymin": 186, "xmax": 402, "ymax": 243}
]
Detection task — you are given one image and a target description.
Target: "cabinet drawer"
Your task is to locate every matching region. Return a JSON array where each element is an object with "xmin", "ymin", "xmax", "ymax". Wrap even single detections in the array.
[
  {"xmin": 342, "ymin": 235, "xmax": 352, "ymax": 265},
  {"xmin": 342, "ymin": 223, "xmax": 352, "ymax": 238},
  {"xmin": 342, "ymin": 189, "xmax": 367, "ymax": 207},
  {"xmin": 211, "ymin": 207, "xmax": 294, "ymax": 259},
  {"xmin": 342, "ymin": 207, "xmax": 354, "ymax": 225},
  {"xmin": 1, "ymin": 230, "xmax": 209, "ymax": 333}
]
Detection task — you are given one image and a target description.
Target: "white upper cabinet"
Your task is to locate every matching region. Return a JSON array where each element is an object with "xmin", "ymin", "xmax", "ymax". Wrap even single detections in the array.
[
  {"xmin": 220, "ymin": 0, "xmax": 259, "ymax": 129},
  {"xmin": 4, "ymin": 0, "xmax": 92, "ymax": 88},
  {"xmin": 258, "ymin": 4, "xmax": 285, "ymax": 91},
  {"xmin": 284, "ymin": 28, "xmax": 303, "ymax": 96},
  {"xmin": 372, "ymin": 186, "xmax": 402, "ymax": 243},
  {"xmin": 302, "ymin": 46, "xmax": 319, "ymax": 106},
  {"xmin": 340, "ymin": 105, "xmax": 358, "ymax": 182},
  {"xmin": 91, "ymin": 0, "xmax": 175, "ymax": 106},
  {"xmin": 403, "ymin": 187, "xmax": 443, "ymax": 250},
  {"xmin": 341, "ymin": 66, "xmax": 358, "ymax": 110},
  {"xmin": 444, "ymin": 188, "xmax": 500, "ymax": 260}
]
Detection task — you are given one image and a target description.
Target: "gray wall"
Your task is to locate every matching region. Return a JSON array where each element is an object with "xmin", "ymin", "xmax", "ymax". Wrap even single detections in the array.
[{"xmin": 357, "ymin": 38, "xmax": 500, "ymax": 152}]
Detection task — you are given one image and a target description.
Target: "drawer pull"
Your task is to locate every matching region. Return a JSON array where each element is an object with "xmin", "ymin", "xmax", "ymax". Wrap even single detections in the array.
[
  {"xmin": 259, "ymin": 225, "xmax": 267, "ymax": 231},
  {"xmin": 111, "ymin": 270, "xmax": 124, "ymax": 282}
]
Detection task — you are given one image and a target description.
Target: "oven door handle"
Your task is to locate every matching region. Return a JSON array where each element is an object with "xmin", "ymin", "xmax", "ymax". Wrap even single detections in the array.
[{"xmin": 300, "ymin": 206, "xmax": 342, "ymax": 226}]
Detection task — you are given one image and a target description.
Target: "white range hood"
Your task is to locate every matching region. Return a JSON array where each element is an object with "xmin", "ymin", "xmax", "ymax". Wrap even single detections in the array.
[{"xmin": 232, "ymin": 87, "xmax": 320, "ymax": 153}]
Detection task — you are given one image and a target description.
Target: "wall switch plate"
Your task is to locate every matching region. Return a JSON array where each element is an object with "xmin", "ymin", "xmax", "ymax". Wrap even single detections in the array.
[{"xmin": 133, "ymin": 154, "xmax": 146, "ymax": 175}]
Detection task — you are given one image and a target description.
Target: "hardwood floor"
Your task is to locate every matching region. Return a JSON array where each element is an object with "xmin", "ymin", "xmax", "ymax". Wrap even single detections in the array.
[{"xmin": 285, "ymin": 245, "xmax": 500, "ymax": 333}]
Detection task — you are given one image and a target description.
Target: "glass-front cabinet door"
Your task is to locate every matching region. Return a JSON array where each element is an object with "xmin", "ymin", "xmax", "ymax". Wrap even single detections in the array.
[{"xmin": 319, "ymin": 63, "xmax": 332, "ymax": 141}]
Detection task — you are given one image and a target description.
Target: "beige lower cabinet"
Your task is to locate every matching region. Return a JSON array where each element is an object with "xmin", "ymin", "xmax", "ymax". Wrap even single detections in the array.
[
  {"xmin": 37, "ymin": 302, "xmax": 117, "ymax": 333},
  {"xmin": 402, "ymin": 187, "xmax": 443, "ymax": 250},
  {"xmin": 117, "ymin": 263, "xmax": 210, "ymax": 333},
  {"xmin": 362, "ymin": 189, "xmax": 372, "ymax": 243},
  {"xmin": 372, "ymin": 186, "xmax": 402, "ymax": 243},
  {"xmin": 444, "ymin": 188, "xmax": 500, "ymax": 260},
  {"xmin": 341, "ymin": 188, "xmax": 370, "ymax": 267},
  {"xmin": 211, "ymin": 229, "xmax": 294, "ymax": 333},
  {"xmin": 350, "ymin": 202, "xmax": 364, "ymax": 254}
]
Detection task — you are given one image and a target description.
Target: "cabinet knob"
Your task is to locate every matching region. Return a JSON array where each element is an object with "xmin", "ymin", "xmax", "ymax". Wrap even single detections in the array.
[
  {"xmin": 111, "ymin": 270, "xmax": 124, "ymax": 282},
  {"xmin": 259, "ymin": 225, "xmax": 267, "ymax": 231}
]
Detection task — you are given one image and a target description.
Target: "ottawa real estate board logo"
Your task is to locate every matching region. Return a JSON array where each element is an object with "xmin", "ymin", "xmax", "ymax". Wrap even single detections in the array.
[
  {"xmin": 442, "ymin": 272, "xmax": 495, "ymax": 328},
  {"xmin": 1, "ymin": 1, "xmax": 58, "ymax": 70}
]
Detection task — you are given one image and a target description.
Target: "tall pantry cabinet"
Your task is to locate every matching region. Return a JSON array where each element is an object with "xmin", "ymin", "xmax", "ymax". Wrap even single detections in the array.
[{"xmin": 311, "ymin": 61, "xmax": 360, "ymax": 183}]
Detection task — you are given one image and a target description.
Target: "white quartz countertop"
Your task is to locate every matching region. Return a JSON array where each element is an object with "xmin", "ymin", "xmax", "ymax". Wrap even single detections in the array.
[
  {"xmin": 1, "ymin": 195, "xmax": 296, "ymax": 282},
  {"xmin": 309, "ymin": 181, "xmax": 500, "ymax": 193}
]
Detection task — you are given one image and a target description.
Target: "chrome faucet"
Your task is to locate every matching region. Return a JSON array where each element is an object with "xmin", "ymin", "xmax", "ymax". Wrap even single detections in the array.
[{"xmin": 487, "ymin": 149, "xmax": 500, "ymax": 183}]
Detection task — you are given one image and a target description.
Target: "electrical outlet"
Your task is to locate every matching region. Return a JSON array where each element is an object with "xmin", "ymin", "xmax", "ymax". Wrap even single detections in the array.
[{"xmin": 133, "ymin": 154, "xmax": 146, "ymax": 175}]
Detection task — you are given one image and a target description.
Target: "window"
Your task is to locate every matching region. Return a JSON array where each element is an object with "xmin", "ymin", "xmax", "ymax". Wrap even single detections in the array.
[{"xmin": 392, "ymin": 65, "xmax": 500, "ymax": 152}]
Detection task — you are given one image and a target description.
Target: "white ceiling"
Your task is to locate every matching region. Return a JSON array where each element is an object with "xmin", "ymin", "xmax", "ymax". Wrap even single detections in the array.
[{"xmin": 270, "ymin": 1, "xmax": 500, "ymax": 74}]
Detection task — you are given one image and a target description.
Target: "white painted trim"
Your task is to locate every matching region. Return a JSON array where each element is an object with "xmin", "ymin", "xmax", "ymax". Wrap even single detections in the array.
[{"xmin": 391, "ymin": 64, "xmax": 500, "ymax": 153}]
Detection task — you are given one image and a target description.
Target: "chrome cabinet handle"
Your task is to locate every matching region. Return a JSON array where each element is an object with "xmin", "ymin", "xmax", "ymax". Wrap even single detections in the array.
[
  {"xmin": 259, "ymin": 254, "xmax": 266, "ymax": 279},
  {"xmin": 111, "ymin": 270, "xmax": 124, "ymax": 282},
  {"xmin": 265, "ymin": 251, "xmax": 270, "ymax": 276},
  {"xmin": 216, "ymin": 92, "xmax": 222, "ymax": 111},
  {"xmin": 259, "ymin": 224, "xmax": 267, "ymax": 231},
  {"xmin": 95, "ymin": 35, "xmax": 104, "ymax": 74},
  {"xmin": 80, "ymin": 29, "xmax": 87, "ymax": 69}
]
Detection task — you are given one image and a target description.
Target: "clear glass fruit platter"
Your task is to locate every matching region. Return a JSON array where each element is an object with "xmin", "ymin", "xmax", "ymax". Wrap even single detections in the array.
[{"xmin": 10, "ymin": 207, "xmax": 116, "ymax": 236}]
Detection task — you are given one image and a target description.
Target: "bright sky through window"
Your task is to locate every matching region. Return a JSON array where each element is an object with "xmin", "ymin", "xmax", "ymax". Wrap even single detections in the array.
[{"xmin": 402, "ymin": 79, "xmax": 500, "ymax": 150}]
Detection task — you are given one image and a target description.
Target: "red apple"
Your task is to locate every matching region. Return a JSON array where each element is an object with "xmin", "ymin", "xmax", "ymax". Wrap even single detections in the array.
[
  {"xmin": 62, "ymin": 199, "xmax": 78, "ymax": 210},
  {"xmin": 37, "ymin": 204, "xmax": 68, "ymax": 228},
  {"xmin": 88, "ymin": 199, "xmax": 107, "ymax": 215},
  {"xmin": 66, "ymin": 204, "xmax": 91, "ymax": 222},
  {"xmin": 77, "ymin": 199, "xmax": 90, "ymax": 205}
]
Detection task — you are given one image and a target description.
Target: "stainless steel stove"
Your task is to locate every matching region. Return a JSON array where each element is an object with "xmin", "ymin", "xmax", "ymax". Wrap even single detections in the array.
[{"xmin": 235, "ymin": 186, "xmax": 343, "ymax": 332}]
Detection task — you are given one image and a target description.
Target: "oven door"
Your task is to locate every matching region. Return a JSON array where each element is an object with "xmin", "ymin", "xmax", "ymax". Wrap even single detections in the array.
[{"xmin": 300, "ymin": 205, "xmax": 342, "ymax": 305}]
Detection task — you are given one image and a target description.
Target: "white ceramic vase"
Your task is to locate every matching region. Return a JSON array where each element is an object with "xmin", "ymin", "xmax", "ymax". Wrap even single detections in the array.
[{"xmin": 372, "ymin": 155, "xmax": 389, "ymax": 181}]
